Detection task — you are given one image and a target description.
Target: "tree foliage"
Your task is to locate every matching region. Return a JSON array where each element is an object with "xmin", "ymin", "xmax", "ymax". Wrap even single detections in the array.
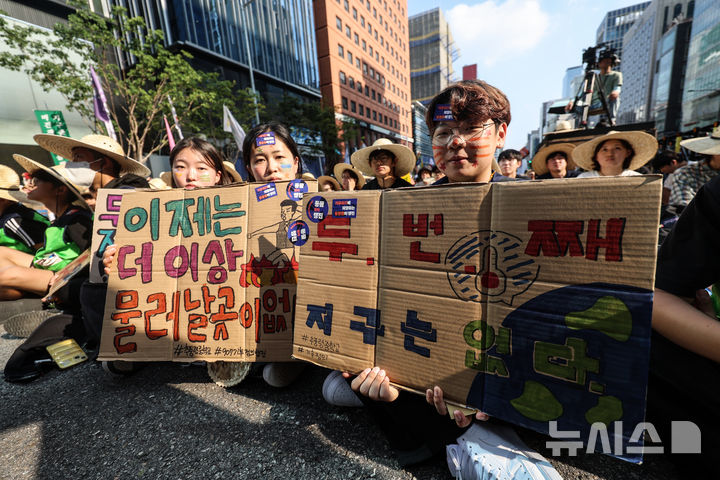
[
  {"xmin": 264, "ymin": 95, "xmax": 357, "ymax": 174},
  {"xmin": 0, "ymin": 2, "xmax": 260, "ymax": 163}
]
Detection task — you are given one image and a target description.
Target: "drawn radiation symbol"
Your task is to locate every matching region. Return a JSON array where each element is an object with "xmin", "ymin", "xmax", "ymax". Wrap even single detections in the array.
[{"xmin": 445, "ymin": 230, "xmax": 540, "ymax": 305}]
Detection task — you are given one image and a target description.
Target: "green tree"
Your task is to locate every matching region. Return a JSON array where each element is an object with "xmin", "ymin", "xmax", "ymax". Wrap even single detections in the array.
[
  {"xmin": 0, "ymin": 2, "xmax": 260, "ymax": 163},
  {"xmin": 265, "ymin": 95, "xmax": 357, "ymax": 174}
]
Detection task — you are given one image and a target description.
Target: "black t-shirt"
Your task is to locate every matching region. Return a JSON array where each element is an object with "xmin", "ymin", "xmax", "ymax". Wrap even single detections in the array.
[
  {"xmin": 655, "ymin": 175, "xmax": 720, "ymax": 298},
  {"xmin": 57, "ymin": 207, "xmax": 94, "ymax": 252},
  {"xmin": 362, "ymin": 177, "xmax": 413, "ymax": 190}
]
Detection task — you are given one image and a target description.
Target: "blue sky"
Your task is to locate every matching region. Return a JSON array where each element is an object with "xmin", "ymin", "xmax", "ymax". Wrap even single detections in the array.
[{"xmin": 408, "ymin": 0, "xmax": 643, "ymax": 149}]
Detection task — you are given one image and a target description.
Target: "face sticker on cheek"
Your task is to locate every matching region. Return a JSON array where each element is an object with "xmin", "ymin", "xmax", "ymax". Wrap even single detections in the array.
[{"xmin": 173, "ymin": 170, "xmax": 183, "ymax": 178}]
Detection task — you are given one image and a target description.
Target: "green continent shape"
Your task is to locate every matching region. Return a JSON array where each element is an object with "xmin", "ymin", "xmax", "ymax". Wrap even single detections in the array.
[
  {"xmin": 510, "ymin": 380, "xmax": 563, "ymax": 421},
  {"xmin": 565, "ymin": 296, "xmax": 632, "ymax": 342},
  {"xmin": 585, "ymin": 395, "xmax": 623, "ymax": 425}
]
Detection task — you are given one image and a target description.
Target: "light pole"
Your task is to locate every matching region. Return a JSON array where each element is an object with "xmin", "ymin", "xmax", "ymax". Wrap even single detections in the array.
[{"xmin": 241, "ymin": 0, "xmax": 260, "ymax": 125}]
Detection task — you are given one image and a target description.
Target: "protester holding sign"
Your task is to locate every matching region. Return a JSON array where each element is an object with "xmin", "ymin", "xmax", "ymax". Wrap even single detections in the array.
[
  {"xmin": 574, "ymin": 131, "xmax": 656, "ymax": 178},
  {"xmin": 241, "ymin": 122, "xmax": 302, "ymax": 182},
  {"xmin": 162, "ymin": 137, "xmax": 238, "ymax": 188},
  {"xmin": 352, "ymin": 138, "xmax": 414, "ymax": 190}
]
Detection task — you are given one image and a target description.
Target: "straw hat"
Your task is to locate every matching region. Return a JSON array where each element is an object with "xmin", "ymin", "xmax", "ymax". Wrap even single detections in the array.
[
  {"xmin": 301, "ymin": 172, "xmax": 316, "ymax": 181},
  {"xmin": 532, "ymin": 143, "xmax": 577, "ymax": 175},
  {"xmin": 12, "ymin": 154, "xmax": 89, "ymax": 210},
  {"xmin": 34, "ymin": 134, "xmax": 151, "ymax": 177},
  {"xmin": 0, "ymin": 165, "xmax": 27, "ymax": 203},
  {"xmin": 317, "ymin": 175, "xmax": 341, "ymax": 191},
  {"xmin": 573, "ymin": 130, "xmax": 658, "ymax": 172},
  {"xmin": 351, "ymin": 138, "xmax": 415, "ymax": 177},
  {"xmin": 680, "ymin": 126, "xmax": 720, "ymax": 155},
  {"xmin": 333, "ymin": 163, "xmax": 366, "ymax": 189},
  {"xmin": 148, "ymin": 177, "xmax": 170, "ymax": 190}
]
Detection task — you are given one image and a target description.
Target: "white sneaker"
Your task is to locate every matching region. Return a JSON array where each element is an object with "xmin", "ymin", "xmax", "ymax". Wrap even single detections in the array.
[
  {"xmin": 322, "ymin": 370, "xmax": 363, "ymax": 407},
  {"xmin": 447, "ymin": 422, "xmax": 562, "ymax": 480}
]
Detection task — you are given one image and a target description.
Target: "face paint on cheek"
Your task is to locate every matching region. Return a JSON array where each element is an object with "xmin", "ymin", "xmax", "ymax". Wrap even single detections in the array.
[
  {"xmin": 198, "ymin": 171, "xmax": 212, "ymax": 182},
  {"xmin": 256, "ymin": 147, "xmax": 264, "ymax": 153},
  {"xmin": 174, "ymin": 170, "xmax": 183, "ymax": 178}
]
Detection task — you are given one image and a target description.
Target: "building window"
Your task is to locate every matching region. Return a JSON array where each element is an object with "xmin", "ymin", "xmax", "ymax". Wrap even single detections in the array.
[
  {"xmin": 354, "ymin": 33, "xmax": 359, "ymax": 44},
  {"xmin": 369, "ymin": 46, "xmax": 373, "ymax": 56},
  {"xmin": 361, "ymin": 16, "xmax": 365, "ymax": 27},
  {"xmin": 362, "ymin": 62, "xmax": 368, "ymax": 74},
  {"xmin": 370, "ymin": 67, "xmax": 375, "ymax": 78},
  {"xmin": 338, "ymin": 44, "xmax": 344, "ymax": 57},
  {"xmin": 349, "ymin": 77, "xmax": 355, "ymax": 88},
  {"xmin": 359, "ymin": 104, "xmax": 364, "ymax": 116},
  {"xmin": 366, "ymin": 0, "xmax": 370, "ymax": 11},
  {"xmin": 362, "ymin": 40, "xmax": 366, "ymax": 51},
  {"xmin": 353, "ymin": 7, "xmax": 357, "ymax": 19},
  {"xmin": 342, "ymin": 96, "xmax": 348, "ymax": 109},
  {"xmin": 344, "ymin": 0, "xmax": 349, "ymax": 11},
  {"xmin": 371, "ymin": 89, "xmax": 376, "ymax": 100},
  {"xmin": 379, "ymin": 15, "xmax": 383, "ymax": 26},
  {"xmin": 364, "ymin": 85, "xmax": 369, "ymax": 96},
  {"xmin": 357, "ymin": 81, "xmax": 362, "ymax": 92},
  {"xmin": 339, "ymin": 71, "xmax": 346, "ymax": 84},
  {"xmin": 373, "ymin": 110, "xmax": 377, "ymax": 121},
  {"xmin": 374, "ymin": 30, "xmax": 378, "ymax": 40},
  {"xmin": 373, "ymin": 7, "xmax": 377, "ymax": 18},
  {"xmin": 367, "ymin": 107, "xmax": 371, "ymax": 119},
  {"xmin": 346, "ymin": 26, "xmax": 351, "ymax": 38},
  {"xmin": 351, "ymin": 101, "xmax": 356, "ymax": 113},
  {"xmin": 348, "ymin": 51, "xmax": 353, "ymax": 64},
  {"xmin": 356, "ymin": 58, "xmax": 361, "ymax": 68},
  {"xmin": 336, "ymin": 17, "xmax": 342, "ymax": 30}
]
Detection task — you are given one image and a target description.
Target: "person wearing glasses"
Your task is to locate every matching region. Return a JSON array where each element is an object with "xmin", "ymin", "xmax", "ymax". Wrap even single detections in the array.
[{"xmin": 351, "ymin": 138, "xmax": 414, "ymax": 190}]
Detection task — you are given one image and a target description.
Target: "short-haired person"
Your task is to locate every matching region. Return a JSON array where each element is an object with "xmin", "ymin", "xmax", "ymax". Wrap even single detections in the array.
[
  {"xmin": 566, "ymin": 50, "xmax": 622, "ymax": 125},
  {"xmin": 669, "ymin": 127, "xmax": 720, "ymax": 212},
  {"xmin": 241, "ymin": 122, "xmax": 303, "ymax": 182},
  {"xmin": 652, "ymin": 151, "xmax": 687, "ymax": 205},
  {"xmin": 351, "ymin": 138, "xmax": 414, "ymax": 190},
  {"xmin": 497, "ymin": 149, "xmax": 526, "ymax": 179},
  {"xmin": 532, "ymin": 143, "xmax": 579, "ymax": 179},
  {"xmin": 333, "ymin": 163, "xmax": 365, "ymax": 191},
  {"xmin": 415, "ymin": 166, "xmax": 434, "ymax": 186},
  {"xmin": 574, "ymin": 130, "xmax": 657, "ymax": 178}
]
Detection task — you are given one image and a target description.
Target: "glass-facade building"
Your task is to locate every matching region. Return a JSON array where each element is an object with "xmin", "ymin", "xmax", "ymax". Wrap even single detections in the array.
[
  {"xmin": 596, "ymin": 2, "xmax": 649, "ymax": 72},
  {"xmin": 411, "ymin": 101, "xmax": 432, "ymax": 166},
  {"xmin": 121, "ymin": 0, "xmax": 320, "ymax": 101},
  {"xmin": 681, "ymin": 0, "xmax": 720, "ymax": 131},
  {"xmin": 652, "ymin": 20, "xmax": 692, "ymax": 136},
  {"xmin": 409, "ymin": 8, "xmax": 457, "ymax": 105},
  {"xmin": 562, "ymin": 66, "xmax": 583, "ymax": 99}
]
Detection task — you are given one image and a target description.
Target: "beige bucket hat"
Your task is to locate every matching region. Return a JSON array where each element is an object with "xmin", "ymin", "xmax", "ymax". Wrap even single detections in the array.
[
  {"xmin": 532, "ymin": 143, "xmax": 577, "ymax": 175},
  {"xmin": 333, "ymin": 163, "xmax": 366, "ymax": 189},
  {"xmin": 34, "ymin": 134, "xmax": 151, "ymax": 177},
  {"xmin": 351, "ymin": 138, "xmax": 415, "ymax": 177},
  {"xmin": 573, "ymin": 130, "xmax": 658, "ymax": 172},
  {"xmin": 13, "ymin": 154, "xmax": 89, "ymax": 210},
  {"xmin": 680, "ymin": 126, "xmax": 720, "ymax": 155},
  {"xmin": 0, "ymin": 165, "xmax": 28, "ymax": 203},
  {"xmin": 317, "ymin": 175, "xmax": 341, "ymax": 191}
]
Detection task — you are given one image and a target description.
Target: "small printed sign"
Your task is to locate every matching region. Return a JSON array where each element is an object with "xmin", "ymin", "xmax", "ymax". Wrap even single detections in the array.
[
  {"xmin": 287, "ymin": 180, "xmax": 308, "ymax": 201},
  {"xmin": 288, "ymin": 220, "xmax": 309, "ymax": 246},
  {"xmin": 432, "ymin": 104, "xmax": 454, "ymax": 122},
  {"xmin": 255, "ymin": 183, "xmax": 278, "ymax": 201},
  {"xmin": 306, "ymin": 196, "xmax": 328, "ymax": 223},
  {"xmin": 256, "ymin": 132, "xmax": 276, "ymax": 147},
  {"xmin": 332, "ymin": 198, "xmax": 357, "ymax": 218}
]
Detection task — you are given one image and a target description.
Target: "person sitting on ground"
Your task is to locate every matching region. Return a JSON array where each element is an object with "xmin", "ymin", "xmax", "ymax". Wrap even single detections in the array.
[
  {"xmin": 0, "ymin": 165, "xmax": 49, "ymax": 254},
  {"xmin": 652, "ymin": 150, "xmax": 686, "ymax": 206},
  {"xmin": 497, "ymin": 149, "xmax": 528, "ymax": 179},
  {"xmin": 317, "ymin": 175, "xmax": 341, "ymax": 192},
  {"xmin": 415, "ymin": 166, "xmax": 434, "ymax": 186},
  {"xmin": 352, "ymin": 138, "xmax": 414, "ymax": 190},
  {"xmin": 574, "ymin": 130, "xmax": 657, "ymax": 178},
  {"xmin": 333, "ymin": 163, "xmax": 365, "ymax": 191},
  {"xmin": 668, "ymin": 127, "xmax": 720, "ymax": 213},
  {"xmin": 0, "ymin": 155, "xmax": 92, "ymax": 301},
  {"xmin": 532, "ymin": 143, "xmax": 579, "ymax": 179}
]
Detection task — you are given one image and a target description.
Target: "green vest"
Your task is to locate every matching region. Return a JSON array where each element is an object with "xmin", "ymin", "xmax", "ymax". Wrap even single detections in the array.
[
  {"xmin": 0, "ymin": 209, "xmax": 49, "ymax": 254},
  {"xmin": 32, "ymin": 209, "xmax": 91, "ymax": 272}
]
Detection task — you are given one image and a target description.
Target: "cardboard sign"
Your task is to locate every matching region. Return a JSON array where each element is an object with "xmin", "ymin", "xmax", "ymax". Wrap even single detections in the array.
[
  {"xmin": 293, "ymin": 176, "xmax": 662, "ymax": 461},
  {"xmin": 44, "ymin": 249, "xmax": 91, "ymax": 300},
  {"xmin": 98, "ymin": 180, "xmax": 316, "ymax": 363},
  {"xmin": 89, "ymin": 189, "xmax": 128, "ymax": 283}
]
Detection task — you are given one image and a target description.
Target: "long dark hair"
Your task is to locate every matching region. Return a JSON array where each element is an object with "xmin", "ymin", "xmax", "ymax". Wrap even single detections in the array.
[
  {"xmin": 169, "ymin": 137, "xmax": 233, "ymax": 187},
  {"xmin": 241, "ymin": 122, "xmax": 303, "ymax": 181},
  {"xmin": 591, "ymin": 139, "xmax": 634, "ymax": 171}
]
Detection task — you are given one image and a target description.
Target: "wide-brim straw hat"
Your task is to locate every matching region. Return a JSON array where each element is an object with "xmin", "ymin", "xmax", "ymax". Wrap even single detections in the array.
[
  {"xmin": 34, "ymin": 134, "xmax": 151, "ymax": 178},
  {"xmin": 148, "ymin": 177, "xmax": 170, "ymax": 190},
  {"xmin": 680, "ymin": 127, "xmax": 720, "ymax": 155},
  {"xmin": 532, "ymin": 143, "xmax": 577, "ymax": 175},
  {"xmin": 333, "ymin": 163, "xmax": 366, "ymax": 189},
  {"xmin": 0, "ymin": 165, "xmax": 28, "ymax": 203},
  {"xmin": 13, "ymin": 154, "xmax": 89, "ymax": 210},
  {"xmin": 317, "ymin": 175, "xmax": 341, "ymax": 191},
  {"xmin": 351, "ymin": 138, "xmax": 415, "ymax": 177},
  {"xmin": 573, "ymin": 130, "xmax": 658, "ymax": 172}
]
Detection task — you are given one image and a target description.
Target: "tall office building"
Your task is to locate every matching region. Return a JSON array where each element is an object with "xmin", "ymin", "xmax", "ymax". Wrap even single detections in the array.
[
  {"xmin": 411, "ymin": 101, "xmax": 432, "ymax": 166},
  {"xmin": 562, "ymin": 66, "xmax": 584, "ymax": 99},
  {"xmin": 652, "ymin": 19, "xmax": 692, "ymax": 136},
  {"xmin": 618, "ymin": 0, "xmax": 695, "ymax": 125},
  {"xmin": 314, "ymin": 0, "xmax": 412, "ymax": 154},
  {"xmin": 409, "ymin": 8, "xmax": 458, "ymax": 105},
  {"xmin": 596, "ymin": 2, "xmax": 650, "ymax": 71},
  {"xmin": 681, "ymin": 0, "xmax": 720, "ymax": 133}
]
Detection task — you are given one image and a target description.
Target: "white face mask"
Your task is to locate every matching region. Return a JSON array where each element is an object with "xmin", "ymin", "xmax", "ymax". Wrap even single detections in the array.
[{"xmin": 63, "ymin": 162, "xmax": 98, "ymax": 187}]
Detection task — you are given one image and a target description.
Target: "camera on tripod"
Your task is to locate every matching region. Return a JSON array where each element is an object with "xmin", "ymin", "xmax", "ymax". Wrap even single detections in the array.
[{"xmin": 582, "ymin": 43, "xmax": 617, "ymax": 70}]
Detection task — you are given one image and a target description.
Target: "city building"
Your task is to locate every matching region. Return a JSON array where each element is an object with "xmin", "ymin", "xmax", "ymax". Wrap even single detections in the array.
[
  {"xmin": 313, "ymin": 0, "xmax": 412, "ymax": 155},
  {"xmin": 462, "ymin": 64, "xmax": 477, "ymax": 81},
  {"xmin": 681, "ymin": 0, "xmax": 720, "ymax": 133},
  {"xmin": 652, "ymin": 19, "xmax": 692, "ymax": 137},
  {"xmin": 617, "ymin": 0, "xmax": 695, "ymax": 125},
  {"xmin": 595, "ymin": 2, "xmax": 650, "ymax": 72},
  {"xmin": 409, "ymin": 7, "xmax": 458, "ymax": 105},
  {"xmin": 411, "ymin": 101, "xmax": 432, "ymax": 166},
  {"xmin": 562, "ymin": 66, "xmax": 584, "ymax": 100}
]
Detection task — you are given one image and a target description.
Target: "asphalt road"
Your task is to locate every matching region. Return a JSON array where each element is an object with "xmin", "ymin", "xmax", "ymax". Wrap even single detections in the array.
[{"xmin": 0, "ymin": 325, "xmax": 684, "ymax": 480}]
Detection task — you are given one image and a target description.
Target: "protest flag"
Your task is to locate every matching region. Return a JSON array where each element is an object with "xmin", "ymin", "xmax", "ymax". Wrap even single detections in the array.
[
  {"xmin": 223, "ymin": 105, "xmax": 246, "ymax": 155},
  {"xmin": 164, "ymin": 115, "xmax": 175, "ymax": 150},
  {"xmin": 90, "ymin": 66, "xmax": 116, "ymax": 140},
  {"xmin": 167, "ymin": 95, "xmax": 184, "ymax": 139}
]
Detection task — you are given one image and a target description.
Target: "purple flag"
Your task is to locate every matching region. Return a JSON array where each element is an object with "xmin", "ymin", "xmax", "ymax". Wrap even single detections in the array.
[
  {"xmin": 164, "ymin": 115, "xmax": 176, "ymax": 150},
  {"xmin": 90, "ymin": 66, "xmax": 116, "ymax": 140}
]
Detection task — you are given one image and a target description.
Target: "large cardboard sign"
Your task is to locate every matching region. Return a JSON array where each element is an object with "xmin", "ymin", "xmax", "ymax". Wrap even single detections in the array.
[
  {"xmin": 293, "ymin": 176, "xmax": 662, "ymax": 461},
  {"xmin": 98, "ymin": 180, "xmax": 316, "ymax": 362},
  {"xmin": 90, "ymin": 189, "xmax": 128, "ymax": 283}
]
